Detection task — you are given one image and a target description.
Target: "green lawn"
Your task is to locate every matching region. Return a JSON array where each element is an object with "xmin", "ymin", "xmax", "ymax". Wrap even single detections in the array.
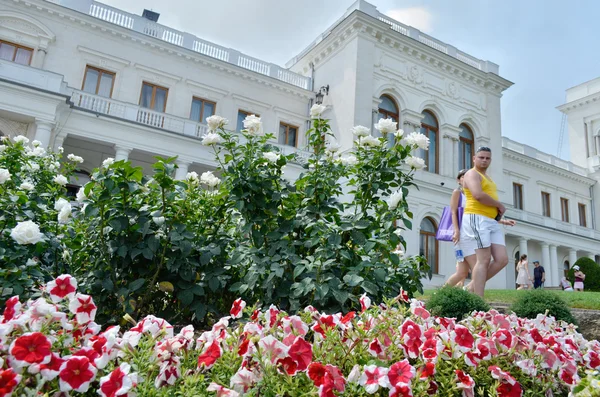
[{"xmin": 416, "ymin": 289, "xmax": 600, "ymax": 310}]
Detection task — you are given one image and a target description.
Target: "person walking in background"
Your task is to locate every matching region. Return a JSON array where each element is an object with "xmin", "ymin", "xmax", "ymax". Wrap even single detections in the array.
[
  {"xmin": 443, "ymin": 169, "xmax": 468, "ymax": 288},
  {"xmin": 573, "ymin": 265, "xmax": 586, "ymax": 292},
  {"xmin": 515, "ymin": 254, "xmax": 532, "ymax": 290},
  {"xmin": 561, "ymin": 277, "xmax": 574, "ymax": 292},
  {"xmin": 532, "ymin": 260, "xmax": 545, "ymax": 289}
]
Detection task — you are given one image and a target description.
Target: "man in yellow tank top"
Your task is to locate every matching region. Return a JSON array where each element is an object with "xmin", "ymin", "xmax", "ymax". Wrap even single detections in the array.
[{"xmin": 460, "ymin": 147, "xmax": 514, "ymax": 297}]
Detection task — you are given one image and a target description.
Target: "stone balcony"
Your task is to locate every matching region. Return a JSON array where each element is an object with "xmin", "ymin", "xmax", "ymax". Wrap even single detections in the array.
[
  {"xmin": 504, "ymin": 207, "xmax": 600, "ymax": 240},
  {"xmin": 48, "ymin": 0, "xmax": 312, "ymax": 90}
]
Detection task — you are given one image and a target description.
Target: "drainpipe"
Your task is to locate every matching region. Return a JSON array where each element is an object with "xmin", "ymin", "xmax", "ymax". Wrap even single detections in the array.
[
  {"xmin": 306, "ymin": 62, "xmax": 316, "ymax": 136},
  {"xmin": 591, "ymin": 182, "xmax": 597, "ymax": 230}
]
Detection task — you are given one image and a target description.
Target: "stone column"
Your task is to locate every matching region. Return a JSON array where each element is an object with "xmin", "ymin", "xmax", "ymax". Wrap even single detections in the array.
[
  {"xmin": 568, "ymin": 249, "xmax": 577, "ymax": 268},
  {"xmin": 441, "ymin": 124, "xmax": 460, "ymax": 177},
  {"xmin": 541, "ymin": 242, "xmax": 551, "ymax": 286},
  {"xmin": 549, "ymin": 244, "xmax": 558, "ymax": 287},
  {"xmin": 587, "ymin": 252, "xmax": 596, "ymax": 261},
  {"xmin": 33, "ymin": 48, "xmax": 48, "ymax": 69},
  {"xmin": 587, "ymin": 122, "xmax": 596, "ymax": 156},
  {"xmin": 518, "ymin": 237, "xmax": 528, "ymax": 257},
  {"xmin": 34, "ymin": 120, "xmax": 54, "ymax": 148},
  {"xmin": 174, "ymin": 160, "xmax": 191, "ymax": 180},
  {"xmin": 114, "ymin": 146, "xmax": 132, "ymax": 161}
]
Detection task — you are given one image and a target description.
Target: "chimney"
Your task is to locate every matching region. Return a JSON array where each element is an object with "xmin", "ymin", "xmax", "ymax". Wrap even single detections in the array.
[{"xmin": 142, "ymin": 9, "xmax": 160, "ymax": 22}]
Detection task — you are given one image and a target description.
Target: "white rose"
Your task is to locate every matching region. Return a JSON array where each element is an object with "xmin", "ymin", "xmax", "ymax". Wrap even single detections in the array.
[
  {"xmin": 310, "ymin": 104, "xmax": 327, "ymax": 119},
  {"xmin": 242, "ymin": 115, "xmax": 263, "ymax": 136},
  {"xmin": 387, "ymin": 190, "xmax": 404, "ymax": 210},
  {"xmin": 67, "ymin": 154, "xmax": 84, "ymax": 163},
  {"xmin": 27, "ymin": 147, "xmax": 46, "ymax": 157},
  {"xmin": 326, "ymin": 141, "xmax": 341, "ymax": 153},
  {"xmin": 54, "ymin": 198, "xmax": 70, "ymax": 212},
  {"xmin": 19, "ymin": 180, "xmax": 35, "ymax": 191},
  {"xmin": 374, "ymin": 118, "xmax": 397, "ymax": 134},
  {"xmin": 263, "ymin": 151, "xmax": 281, "ymax": 163},
  {"xmin": 405, "ymin": 132, "xmax": 430, "ymax": 150},
  {"xmin": 200, "ymin": 171, "xmax": 221, "ymax": 187},
  {"xmin": 0, "ymin": 145, "xmax": 6, "ymax": 152},
  {"xmin": 53, "ymin": 175, "xmax": 68, "ymax": 186},
  {"xmin": 0, "ymin": 168, "xmax": 11, "ymax": 184},
  {"xmin": 25, "ymin": 163, "xmax": 40, "ymax": 172},
  {"xmin": 102, "ymin": 157, "xmax": 115, "ymax": 168},
  {"xmin": 201, "ymin": 132, "xmax": 223, "ymax": 146},
  {"xmin": 13, "ymin": 135, "xmax": 29, "ymax": 144},
  {"xmin": 58, "ymin": 203, "xmax": 72, "ymax": 224},
  {"xmin": 392, "ymin": 248, "xmax": 405, "ymax": 257},
  {"xmin": 406, "ymin": 156, "xmax": 426, "ymax": 170},
  {"xmin": 352, "ymin": 125, "xmax": 370, "ymax": 137},
  {"xmin": 358, "ymin": 135, "xmax": 381, "ymax": 147},
  {"xmin": 32, "ymin": 140, "xmax": 42, "ymax": 147},
  {"xmin": 75, "ymin": 187, "xmax": 87, "ymax": 202},
  {"xmin": 394, "ymin": 129, "xmax": 405, "ymax": 139},
  {"xmin": 58, "ymin": 146, "xmax": 64, "ymax": 154},
  {"xmin": 340, "ymin": 154, "xmax": 358, "ymax": 166},
  {"xmin": 10, "ymin": 220, "xmax": 44, "ymax": 245},
  {"xmin": 186, "ymin": 171, "xmax": 199, "ymax": 183},
  {"xmin": 205, "ymin": 115, "xmax": 228, "ymax": 131}
]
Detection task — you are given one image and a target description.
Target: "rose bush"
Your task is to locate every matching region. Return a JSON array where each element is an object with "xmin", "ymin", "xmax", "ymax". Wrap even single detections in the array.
[{"xmin": 0, "ymin": 274, "xmax": 598, "ymax": 396}]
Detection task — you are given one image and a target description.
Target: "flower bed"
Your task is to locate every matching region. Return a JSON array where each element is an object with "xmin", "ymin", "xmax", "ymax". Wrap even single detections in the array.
[{"xmin": 1, "ymin": 276, "xmax": 599, "ymax": 396}]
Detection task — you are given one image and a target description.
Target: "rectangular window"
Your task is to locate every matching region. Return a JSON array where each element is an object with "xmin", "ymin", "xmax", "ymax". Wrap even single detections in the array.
[
  {"xmin": 236, "ymin": 110, "xmax": 259, "ymax": 132},
  {"xmin": 82, "ymin": 66, "xmax": 115, "ymax": 97},
  {"xmin": 458, "ymin": 141, "xmax": 473, "ymax": 171},
  {"xmin": 541, "ymin": 192, "xmax": 551, "ymax": 217},
  {"xmin": 279, "ymin": 122, "xmax": 298, "ymax": 147},
  {"xmin": 512, "ymin": 183, "xmax": 523, "ymax": 210},
  {"xmin": 560, "ymin": 198, "xmax": 569, "ymax": 222},
  {"xmin": 190, "ymin": 97, "xmax": 216, "ymax": 123},
  {"xmin": 139, "ymin": 82, "xmax": 168, "ymax": 112},
  {"xmin": 578, "ymin": 203, "xmax": 586, "ymax": 227},
  {"xmin": 0, "ymin": 40, "xmax": 33, "ymax": 65}
]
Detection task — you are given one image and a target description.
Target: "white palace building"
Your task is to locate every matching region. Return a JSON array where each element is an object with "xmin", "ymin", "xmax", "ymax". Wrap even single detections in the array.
[{"xmin": 1, "ymin": 0, "xmax": 599, "ymax": 289}]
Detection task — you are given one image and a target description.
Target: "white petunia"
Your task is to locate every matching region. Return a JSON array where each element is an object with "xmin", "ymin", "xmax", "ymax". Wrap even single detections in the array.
[
  {"xmin": 67, "ymin": 154, "xmax": 84, "ymax": 163},
  {"xmin": 358, "ymin": 135, "xmax": 381, "ymax": 147},
  {"xmin": 310, "ymin": 104, "xmax": 327, "ymax": 119},
  {"xmin": 374, "ymin": 118, "xmax": 397, "ymax": 134},
  {"xmin": 102, "ymin": 158, "xmax": 115, "ymax": 168},
  {"xmin": 352, "ymin": 125, "xmax": 370, "ymax": 137},
  {"xmin": 201, "ymin": 132, "xmax": 223, "ymax": 146},
  {"xmin": 340, "ymin": 154, "xmax": 358, "ymax": 166},
  {"xmin": 205, "ymin": 115, "xmax": 228, "ymax": 131},
  {"xmin": 263, "ymin": 151, "xmax": 281, "ymax": 163},
  {"xmin": 387, "ymin": 190, "xmax": 404, "ymax": 210},
  {"xmin": 53, "ymin": 175, "xmax": 68, "ymax": 186},
  {"xmin": 13, "ymin": 135, "xmax": 29, "ymax": 144},
  {"xmin": 405, "ymin": 131, "xmax": 430, "ymax": 150},
  {"xmin": 0, "ymin": 168, "xmax": 11, "ymax": 184},
  {"xmin": 19, "ymin": 180, "xmax": 35, "ymax": 191},
  {"xmin": 406, "ymin": 156, "xmax": 426, "ymax": 170},
  {"xmin": 242, "ymin": 115, "xmax": 263, "ymax": 136}
]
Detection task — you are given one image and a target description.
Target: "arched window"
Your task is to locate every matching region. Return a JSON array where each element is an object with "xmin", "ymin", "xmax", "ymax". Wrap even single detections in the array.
[
  {"xmin": 563, "ymin": 260, "xmax": 570, "ymax": 278},
  {"xmin": 419, "ymin": 110, "xmax": 439, "ymax": 173},
  {"xmin": 378, "ymin": 95, "xmax": 399, "ymax": 122},
  {"xmin": 459, "ymin": 124, "xmax": 474, "ymax": 171},
  {"xmin": 419, "ymin": 217, "xmax": 438, "ymax": 274}
]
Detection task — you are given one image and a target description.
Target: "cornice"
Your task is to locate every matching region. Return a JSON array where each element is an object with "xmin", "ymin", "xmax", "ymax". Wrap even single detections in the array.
[
  {"xmin": 184, "ymin": 79, "xmax": 228, "ymax": 97},
  {"xmin": 76, "ymin": 46, "xmax": 131, "ymax": 66},
  {"xmin": 557, "ymin": 92, "xmax": 600, "ymax": 114},
  {"xmin": 502, "ymin": 149, "xmax": 595, "ymax": 185},
  {"xmin": 133, "ymin": 64, "xmax": 182, "ymax": 83},
  {"xmin": 14, "ymin": 0, "xmax": 313, "ymax": 100}
]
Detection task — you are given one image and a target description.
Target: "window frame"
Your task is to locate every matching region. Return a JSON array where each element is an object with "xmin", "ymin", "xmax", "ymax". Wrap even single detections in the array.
[
  {"xmin": 279, "ymin": 121, "xmax": 299, "ymax": 147},
  {"xmin": 236, "ymin": 110, "xmax": 260, "ymax": 132},
  {"xmin": 512, "ymin": 183, "xmax": 523, "ymax": 210},
  {"xmin": 377, "ymin": 94, "xmax": 399, "ymax": 122},
  {"xmin": 82, "ymin": 65, "xmax": 116, "ymax": 98},
  {"xmin": 541, "ymin": 192, "xmax": 551, "ymax": 217},
  {"xmin": 0, "ymin": 39, "xmax": 33, "ymax": 65},
  {"xmin": 420, "ymin": 110, "xmax": 439, "ymax": 174},
  {"xmin": 419, "ymin": 217, "xmax": 439, "ymax": 274},
  {"xmin": 578, "ymin": 203, "xmax": 587, "ymax": 227},
  {"xmin": 190, "ymin": 96, "xmax": 216, "ymax": 123},
  {"xmin": 139, "ymin": 81, "xmax": 169, "ymax": 112},
  {"xmin": 560, "ymin": 197, "xmax": 569, "ymax": 223},
  {"xmin": 458, "ymin": 124, "xmax": 474, "ymax": 171}
]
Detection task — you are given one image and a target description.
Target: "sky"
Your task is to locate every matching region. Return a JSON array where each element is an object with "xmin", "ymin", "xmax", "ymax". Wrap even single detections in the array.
[{"xmin": 99, "ymin": 0, "xmax": 600, "ymax": 161}]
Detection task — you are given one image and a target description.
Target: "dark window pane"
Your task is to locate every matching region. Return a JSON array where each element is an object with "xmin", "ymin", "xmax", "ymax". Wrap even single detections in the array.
[
  {"xmin": 83, "ymin": 69, "xmax": 99, "ymax": 94},
  {"xmin": 0, "ymin": 43, "xmax": 15, "ymax": 61},
  {"xmin": 140, "ymin": 84, "xmax": 153, "ymax": 108},
  {"xmin": 14, "ymin": 47, "xmax": 32, "ymax": 65},
  {"xmin": 459, "ymin": 124, "xmax": 473, "ymax": 140},
  {"xmin": 190, "ymin": 99, "xmax": 202, "ymax": 122},
  {"xmin": 238, "ymin": 111, "xmax": 248, "ymax": 132},
  {"xmin": 98, "ymin": 73, "xmax": 113, "ymax": 97},
  {"xmin": 379, "ymin": 96, "xmax": 398, "ymax": 113},
  {"xmin": 422, "ymin": 110, "xmax": 438, "ymax": 128},
  {"xmin": 204, "ymin": 102, "xmax": 215, "ymax": 118},
  {"xmin": 287, "ymin": 127, "xmax": 297, "ymax": 146}
]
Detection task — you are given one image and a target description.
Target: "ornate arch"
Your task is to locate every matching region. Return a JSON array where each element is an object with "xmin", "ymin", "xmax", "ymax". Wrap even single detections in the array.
[
  {"xmin": 0, "ymin": 11, "xmax": 55, "ymax": 61},
  {"xmin": 416, "ymin": 100, "xmax": 447, "ymax": 126},
  {"xmin": 456, "ymin": 114, "xmax": 487, "ymax": 140},
  {"xmin": 373, "ymin": 84, "xmax": 408, "ymax": 111}
]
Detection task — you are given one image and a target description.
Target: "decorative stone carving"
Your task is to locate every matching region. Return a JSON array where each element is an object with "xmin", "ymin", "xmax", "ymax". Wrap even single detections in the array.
[
  {"xmin": 0, "ymin": 18, "xmax": 44, "ymax": 37},
  {"xmin": 0, "ymin": 117, "xmax": 28, "ymax": 137},
  {"xmin": 446, "ymin": 81, "xmax": 460, "ymax": 99},
  {"xmin": 407, "ymin": 65, "xmax": 423, "ymax": 84}
]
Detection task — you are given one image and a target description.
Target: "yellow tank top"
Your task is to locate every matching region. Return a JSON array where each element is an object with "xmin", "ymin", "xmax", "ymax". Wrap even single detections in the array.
[{"xmin": 464, "ymin": 169, "xmax": 499, "ymax": 219}]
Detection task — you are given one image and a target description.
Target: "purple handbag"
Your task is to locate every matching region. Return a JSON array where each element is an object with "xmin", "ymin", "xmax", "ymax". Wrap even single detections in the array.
[{"xmin": 435, "ymin": 194, "xmax": 463, "ymax": 242}]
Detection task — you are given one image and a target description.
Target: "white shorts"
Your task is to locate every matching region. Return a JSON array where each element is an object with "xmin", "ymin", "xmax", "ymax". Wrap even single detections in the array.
[{"xmin": 460, "ymin": 213, "xmax": 505, "ymax": 257}]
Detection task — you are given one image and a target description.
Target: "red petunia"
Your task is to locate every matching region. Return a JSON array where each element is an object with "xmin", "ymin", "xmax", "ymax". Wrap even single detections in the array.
[
  {"xmin": 359, "ymin": 294, "xmax": 371, "ymax": 312},
  {"xmin": 497, "ymin": 381, "xmax": 523, "ymax": 397},
  {"xmin": 99, "ymin": 363, "xmax": 135, "ymax": 397},
  {"xmin": 0, "ymin": 369, "xmax": 21, "ymax": 397},
  {"xmin": 1, "ymin": 296, "xmax": 21, "ymax": 323},
  {"xmin": 197, "ymin": 341, "xmax": 222, "ymax": 369},
  {"xmin": 9, "ymin": 332, "xmax": 52, "ymax": 367},
  {"xmin": 388, "ymin": 359, "xmax": 415, "ymax": 387},
  {"xmin": 238, "ymin": 335, "xmax": 250, "ymax": 356},
  {"xmin": 230, "ymin": 298, "xmax": 246, "ymax": 319},
  {"xmin": 308, "ymin": 362, "xmax": 328, "ymax": 386},
  {"xmin": 452, "ymin": 325, "xmax": 475, "ymax": 351},
  {"xmin": 277, "ymin": 357, "xmax": 298, "ymax": 376},
  {"xmin": 59, "ymin": 356, "xmax": 97, "ymax": 393},
  {"xmin": 68, "ymin": 293, "xmax": 97, "ymax": 324},
  {"xmin": 288, "ymin": 337, "xmax": 312, "ymax": 371},
  {"xmin": 46, "ymin": 274, "xmax": 77, "ymax": 303},
  {"xmin": 390, "ymin": 383, "xmax": 414, "ymax": 397},
  {"xmin": 419, "ymin": 362, "xmax": 436, "ymax": 379},
  {"xmin": 39, "ymin": 353, "xmax": 64, "ymax": 381}
]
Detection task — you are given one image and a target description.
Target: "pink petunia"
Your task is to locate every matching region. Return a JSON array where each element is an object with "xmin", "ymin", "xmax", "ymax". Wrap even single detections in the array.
[
  {"xmin": 390, "ymin": 383, "xmax": 414, "ymax": 397},
  {"xmin": 277, "ymin": 357, "xmax": 298, "ymax": 376},
  {"xmin": 451, "ymin": 325, "xmax": 475, "ymax": 352},
  {"xmin": 230, "ymin": 368, "xmax": 257, "ymax": 393},
  {"xmin": 46, "ymin": 275, "xmax": 78, "ymax": 303},
  {"xmin": 388, "ymin": 360, "xmax": 415, "ymax": 388},
  {"xmin": 229, "ymin": 298, "xmax": 246, "ymax": 319},
  {"xmin": 207, "ymin": 382, "xmax": 240, "ymax": 397},
  {"xmin": 400, "ymin": 319, "xmax": 423, "ymax": 359},
  {"xmin": 455, "ymin": 370, "xmax": 475, "ymax": 397},
  {"xmin": 258, "ymin": 335, "xmax": 288, "ymax": 364},
  {"xmin": 288, "ymin": 336, "xmax": 312, "ymax": 371}
]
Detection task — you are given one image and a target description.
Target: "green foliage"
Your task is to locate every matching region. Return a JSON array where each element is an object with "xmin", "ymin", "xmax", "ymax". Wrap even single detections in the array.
[
  {"xmin": 425, "ymin": 286, "xmax": 490, "ymax": 321},
  {"xmin": 0, "ymin": 136, "xmax": 77, "ymax": 304},
  {"xmin": 510, "ymin": 288, "xmax": 577, "ymax": 325},
  {"xmin": 568, "ymin": 257, "xmax": 600, "ymax": 292}
]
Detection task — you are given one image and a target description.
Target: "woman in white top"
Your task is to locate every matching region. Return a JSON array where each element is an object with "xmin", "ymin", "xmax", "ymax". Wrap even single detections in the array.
[
  {"xmin": 444, "ymin": 169, "xmax": 469, "ymax": 287},
  {"xmin": 515, "ymin": 254, "xmax": 532, "ymax": 290}
]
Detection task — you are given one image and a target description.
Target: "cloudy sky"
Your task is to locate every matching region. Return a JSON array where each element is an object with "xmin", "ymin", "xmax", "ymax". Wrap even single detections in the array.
[{"xmin": 99, "ymin": 0, "xmax": 600, "ymax": 160}]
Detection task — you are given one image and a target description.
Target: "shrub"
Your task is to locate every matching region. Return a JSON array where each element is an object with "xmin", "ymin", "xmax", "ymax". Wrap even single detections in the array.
[
  {"xmin": 425, "ymin": 286, "xmax": 490, "ymax": 320},
  {"xmin": 510, "ymin": 289, "xmax": 577, "ymax": 325},
  {"xmin": 568, "ymin": 257, "xmax": 600, "ymax": 292}
]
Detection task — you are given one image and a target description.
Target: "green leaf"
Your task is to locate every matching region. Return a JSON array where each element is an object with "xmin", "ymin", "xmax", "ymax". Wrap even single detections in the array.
[
  {"xmin": 355, "ymin": 219, "xmax": 370, "ymax": 229},
  {"xmin": 177, "ymin": 289, "xmax": 194, "ymax": 306},
  {"xmin": 102, "ymin": 278, "xmax": 114, "ymax": 292},
  {"xmin": 351, "ymin": 230, "xmax": 366, "ymax": 245},
  {"xmin": 361, "ymin": 280, "xmax": 379, "ymax": 295},
  {"xmin": 402, "ymin": 218, "xmax": 412, "ymax": 230},
  {"xmin": 331, "ymin": 288, "xmax": 349, "ymax": 304},
  {"xmin": 84, "ymin": 205, "xmax": 99, "ymax": 218},
  {"xmin": 142, "ymin": 248, "xmax": 153, "ymax": 260},
  {"xmin": 117, "ymin": 245, "xmax": 128, "ymax": 258},
  {"xmin": 293, "ymin": 265, "xmax": 305, "ymax": 279},
  {"xmin": 147, "ymin": 236, "xmax": 159, "ymax": 253},
  {"xmin": 129, "ymin": 278, "xmax": 145, "ymax": 292},
  {"xmin": 343, "ymin": 274, "xmax": 364, "ymax": 287},
  {"xmin": 327, "ymin": 234, "xmax": 342, "ymax": 246},
  {"xmin": 208, "ymin": 277, "xmax": 220, "ymax": 292}
]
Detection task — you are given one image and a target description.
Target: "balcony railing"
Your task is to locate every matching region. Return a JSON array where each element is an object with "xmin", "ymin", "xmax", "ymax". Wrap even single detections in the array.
[
  {"xmin": 51, "ymin": 0, "xmax": 311, "ymax": 90},
  {"xmin": 504, "ymin": 207, "xmax": 599, "ymax": 240}
]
